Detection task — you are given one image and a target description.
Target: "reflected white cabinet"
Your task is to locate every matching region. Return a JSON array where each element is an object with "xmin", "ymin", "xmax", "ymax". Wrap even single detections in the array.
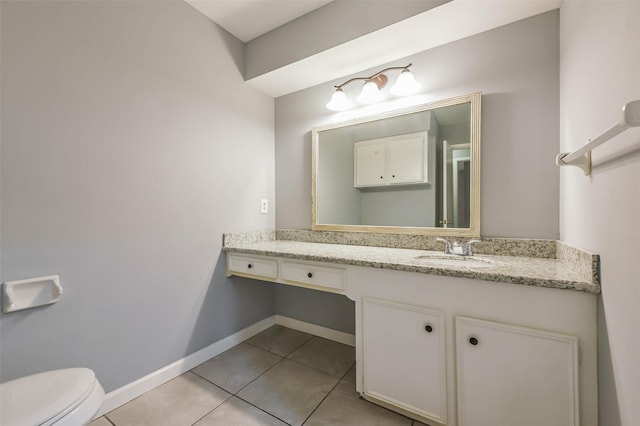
[
  {"xmin": 456, "ymin": 316, "xmax": 579, "ymax": 426},
  {"xmin": 362, "ymin": 298, "xmax": 447, "ymax": 425},
  {"xmin": 354, "ymin": 132, "xmax": 428, "ymax": 187},
  {"xmin": 354, "ymin": 141, "xmax": 387, "ymax": 186}
]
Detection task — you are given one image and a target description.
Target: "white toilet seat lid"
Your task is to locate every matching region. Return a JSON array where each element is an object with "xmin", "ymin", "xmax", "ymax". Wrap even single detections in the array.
[{"xmin": 0, "ymin": 368, "xmax": 97, "ymax": 426}]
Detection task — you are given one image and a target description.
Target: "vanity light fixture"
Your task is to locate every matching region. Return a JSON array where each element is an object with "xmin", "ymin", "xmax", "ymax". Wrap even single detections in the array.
[{"xmin": 326, "ymin": 63, "xmax": 420, "ymax": 111}]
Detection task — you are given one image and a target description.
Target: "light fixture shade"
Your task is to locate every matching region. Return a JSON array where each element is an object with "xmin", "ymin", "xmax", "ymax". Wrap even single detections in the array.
[
  {"xmin": 390, "ymin": 69, "xmax": 420, "ymax": 96},
  {"xmin": 357, "ymin": 80, "xmax": 384, "ymax": 104},
  {"xmin": 326, "ymin": 88, "xmax": 350, "ymax": 111}
]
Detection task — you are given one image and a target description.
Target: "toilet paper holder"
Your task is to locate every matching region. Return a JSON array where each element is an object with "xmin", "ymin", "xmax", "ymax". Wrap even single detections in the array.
[{"xmin": 2, "ymin": 275, "xmax": 63, "ymax": 313}]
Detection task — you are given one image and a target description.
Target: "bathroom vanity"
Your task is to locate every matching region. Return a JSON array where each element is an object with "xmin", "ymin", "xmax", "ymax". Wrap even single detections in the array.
[
  {"xmin": 223, "ymin": 91, "xmax": 598, "ymax": 426},
  {"xmin": 223, "ymin": 232, "xmax": 599, "ymax": 426}
]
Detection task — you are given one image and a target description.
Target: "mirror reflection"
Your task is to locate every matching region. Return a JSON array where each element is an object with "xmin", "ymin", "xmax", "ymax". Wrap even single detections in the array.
[{"xmin": 312, "ymin": 92, "xmax": 480, "ymax": 236}]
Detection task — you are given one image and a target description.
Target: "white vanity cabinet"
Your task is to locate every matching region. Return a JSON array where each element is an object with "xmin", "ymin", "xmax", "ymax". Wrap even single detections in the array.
[
  {"xmin": 348, "ymin": 266, "xmax": 597, "ymax": 426},
  {"xmin": 354, "ymin": 132, "xmax": 428, "ymax": 187},
  {"xmin": 226, "ymin": 254, "xmax": 346, "ymax": 294},
  {"xmin": 225, "ymin": 250, "xmax": 597, "ymax": 426},
  {"xmin": 363, "ymin": 298, "xmax": 447, "ymax": 425},
  {"xmin": 456, "ymin": 316, "xmax": 579, "ymax": 426},
  {"xmin": 280, "ymin": 261, "xmax": 346, "ymax": 293},
  {"xmin": 227, "ymin": 254, "xmax": 278, "ymax": 280}
]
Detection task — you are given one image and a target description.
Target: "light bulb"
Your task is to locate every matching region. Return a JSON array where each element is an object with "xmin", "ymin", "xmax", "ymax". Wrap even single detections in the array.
[
  {"xmin": 326, "ymin": 88, "xmax": 350, "ymax": 111},
  {"xmin": 357, "ymin": 80, "xmax": 384, "ymax": 104},
  {"xmin": 390, "ymin": 69, "xmax": 420, "ymax": 97}
]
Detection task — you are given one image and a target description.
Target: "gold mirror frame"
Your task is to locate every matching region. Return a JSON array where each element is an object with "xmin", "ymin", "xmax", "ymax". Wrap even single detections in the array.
[{"xmin": 312, "ymin": 92, "xmax": 481, "ymax": 237}]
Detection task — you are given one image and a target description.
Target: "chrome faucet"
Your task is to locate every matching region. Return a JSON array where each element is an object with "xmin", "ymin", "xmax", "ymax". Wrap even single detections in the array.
[
  {"xmin": 463, "ymin": 239, "xmax": 482, "ymax": 256},
  {"xmin": 436, "ymin": 238, "xmax": 481, "ymax": 256},
  {"xmin": 436, "ymin": 238, "xmax": 453, "ymax": 254}
]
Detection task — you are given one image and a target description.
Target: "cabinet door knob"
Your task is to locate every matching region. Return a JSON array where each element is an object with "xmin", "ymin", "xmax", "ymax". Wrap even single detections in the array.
[
  {"xmin": 392, "ymin": 174, "xmax": 396, "ymax": 178},
  {"xmin": 425, "ymin": 325, "xmax": 433, "ymax": 333},
  {"xmin": 247, "ymin": 264, "xmax": 253, "ymax": 269},
  {"xmin": 307, "ymin": 272, "xmax": 313, "ymax": 278},
  {"xmin": 380, "ymin": 176, "xmax": 383, "ymax": 179},
  {"xmin": 469, "ymin": 337, "xmax": 479, "ymax": 346}
]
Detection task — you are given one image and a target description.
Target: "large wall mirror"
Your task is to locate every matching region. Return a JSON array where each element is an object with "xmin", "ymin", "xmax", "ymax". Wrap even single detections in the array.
[{"xmin": 312, "ymin": 92, "xmax": 481, "ymax": 236}]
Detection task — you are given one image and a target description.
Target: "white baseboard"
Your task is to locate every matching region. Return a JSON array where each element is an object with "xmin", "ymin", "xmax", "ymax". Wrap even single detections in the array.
[
  {"xmin": 96, "ymin": 315, "xmax": 276, "ymax": 417},
  {"xmin": 274, "ymin": 315, "xmax": 355, "ymax": 347},
  {"xmin": 96, "ymin": 315, "xmax": 355, "ymax": 417}
]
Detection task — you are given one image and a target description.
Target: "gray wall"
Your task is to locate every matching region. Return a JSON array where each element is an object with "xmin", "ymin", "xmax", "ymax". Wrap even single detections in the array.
[
  {"xmin": 245, "ymin": 0, "xmax": 449, "ymax": 80},
  {"xmin": 316, "ymin": 127, "xmax": 361, "ymax": 225},
  {"xmin": 275, "ymin": 10, "xmax": 560, "ymax": 239},
  {"xmin": 274, "ymin": 11, "xmax": 559, "ymax": 334},
  {"xmin": 0, "ymin": 1, "xmax": 276, "ymax": 393},
  {"xmin": 275, "ymin": 285, "xmax": 355, "ymax": 335},
  {"xmin": 559, "ymin": 2, "xmax": 640, "ymax": 425}
]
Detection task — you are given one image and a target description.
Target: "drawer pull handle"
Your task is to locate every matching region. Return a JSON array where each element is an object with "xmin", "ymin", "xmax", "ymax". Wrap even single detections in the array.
[
  {"xmin": 247, "ymin": 264, "xmax": 253, "ymax": 269},
  {"xmin": 307, "ymin": 272, "xmax": 313, "ymax": 278},
  {"xmin": 425, "ymin": 325, "xmax": 433, "ymax": 333},
  {"xmin": 469, "ymin": 336, "xmax": 479, "ymax": 346}
]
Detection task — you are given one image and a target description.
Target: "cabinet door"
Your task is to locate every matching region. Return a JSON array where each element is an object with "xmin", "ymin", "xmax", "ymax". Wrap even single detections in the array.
[
  {"xmin": 354, "ymin": 141, "xmax": 387, "ymax": 187},
  {"xmin": 387, "ymin": 135, "xmax": 426, "ymax": 184},
  {"xmin": 363, "ymin": 298, "xmax": 447, "ymax": 424},
  {"xmin": 456, "ymin": 316, "xmax": 579, "ymax": 426}
]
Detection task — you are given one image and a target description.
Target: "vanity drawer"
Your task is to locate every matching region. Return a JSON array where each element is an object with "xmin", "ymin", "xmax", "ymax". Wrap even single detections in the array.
[
  {"xmin": 227, "ymin": 254, "xmax": 278, "ymax": 280},
  {"xmin": 280, "ymin": 261, "xmax": 346, "ymax": 291}
]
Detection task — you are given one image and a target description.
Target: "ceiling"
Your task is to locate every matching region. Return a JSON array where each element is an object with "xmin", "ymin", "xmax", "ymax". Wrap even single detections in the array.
[
  {"xmin": 184, "ymin": 0, "xmax": 333, "ymax": 42},
  {"xmin": 184, "ymin": 0, "xmax": 561, "ymax": 97}
]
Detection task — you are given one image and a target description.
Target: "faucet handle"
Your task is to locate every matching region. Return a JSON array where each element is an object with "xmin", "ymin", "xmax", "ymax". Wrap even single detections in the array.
[
  {"xmin": 436, "ymin": 238, "xmax": 452, "ymax": 254},
  {"xmin": 464, "ymin": 239, "xmax": 482, "ymax": 256}
]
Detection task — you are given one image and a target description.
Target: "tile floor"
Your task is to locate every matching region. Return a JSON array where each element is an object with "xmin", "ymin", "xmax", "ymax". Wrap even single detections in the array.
[{"xmin": 91, "ymin": 325, "xmax": 427, "ymax": 426}]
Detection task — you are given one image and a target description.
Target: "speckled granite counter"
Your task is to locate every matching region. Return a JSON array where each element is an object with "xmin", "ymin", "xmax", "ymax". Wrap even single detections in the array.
[{"xmin": 223, "ymin": 231, "xmax": 600, "ymax": 294}]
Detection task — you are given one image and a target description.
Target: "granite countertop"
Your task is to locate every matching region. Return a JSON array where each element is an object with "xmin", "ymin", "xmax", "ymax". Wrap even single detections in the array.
[{"xmin": 223, "ymin": 237, "xmax": 600, "ymax": 294}]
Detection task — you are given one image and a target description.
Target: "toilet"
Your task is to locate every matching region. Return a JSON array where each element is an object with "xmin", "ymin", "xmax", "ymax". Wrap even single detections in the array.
[{"xmin": 0, "ymin": 368, "xmax": 105, "ymax": 426}]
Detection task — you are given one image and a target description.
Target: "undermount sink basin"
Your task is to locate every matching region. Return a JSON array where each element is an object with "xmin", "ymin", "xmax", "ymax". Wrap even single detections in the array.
[{"xmin": 414, "ymin": 254, "xmax": 496, "ymax": 268}]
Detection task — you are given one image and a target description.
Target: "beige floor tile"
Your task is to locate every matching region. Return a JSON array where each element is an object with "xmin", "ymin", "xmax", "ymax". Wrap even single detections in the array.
[
  {"xmin": 89, "ymin": 417, "xmax": 113, "ymax": 426},
  {"xmin": 343, "ymin": 363, "xmax": 356, "ymax": 384},
  {"xmin": 194, "ymin": 396, "xmax": 287, "ymax": 426},
  {"xmin": 237, "ymin": 359, "xmax": 339, "ymax": 426},
  {"xmin": 192, "ymin": 343, "xmax": 282, "ymax": 393},
  {"xmin": 287, "ymin": 337, "xmax": 355, "ymax": 378},
  {"xmin": 304, "ymin": 380, "xmax": 412, "ymax": 426},
  {"xmin": 106, "ymin": 372, "xmax": 230, "ymax": 426},
  {"xmin": 245, "ymin": 325, "xmax": 313, "ymax": 357}
]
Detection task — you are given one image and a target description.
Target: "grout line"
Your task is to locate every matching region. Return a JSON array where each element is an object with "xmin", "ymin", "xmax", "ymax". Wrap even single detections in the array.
[
  {"xmin": 194, "ymin": 327, "xmax": 354, "ymax": 401},
  {"xmin": 188, "ymin": 357, "xmax": 286, "ymax": 425},
  {"xmin": 285, "ymin": 335, "xmax": 315, "ymax": 357},
  {"xmin": 285, "ymin": 355, "xmax": 353, "ymax": 380},
  {"xmin": 102, "ymin": 415, "xmax": 116, "ymax": 426},
  {"xmin": 232, "ymin": 353, "xmax": 286, "ymax": 395},
  {"xmin": 232, "ymin": 335, "xmax": 292, "ymax": 395},
  {"xmin": 188, "ymin": 392, "xmax": 233, "ymax": 426},
  {"xmin": 233, "ymin": 394, "xmax": 294, "ymax": 426},
  {"xmin": 212, "ymin": 330, "xmax": 339, "ymax": 425},
  {"xmin": 300, "ymin": 377, "xmax": 343, "ymax": 425},
  {"xmin": 243, "ymin": 326, "xmax": 314, "ymax": 358},
  {"xmin": 338, "ymin": 360, "xmax": 356, "ymax": 382},
  {"xmin": 185, "ymin": 374, "xmax": 233, "ymax": 426}
]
